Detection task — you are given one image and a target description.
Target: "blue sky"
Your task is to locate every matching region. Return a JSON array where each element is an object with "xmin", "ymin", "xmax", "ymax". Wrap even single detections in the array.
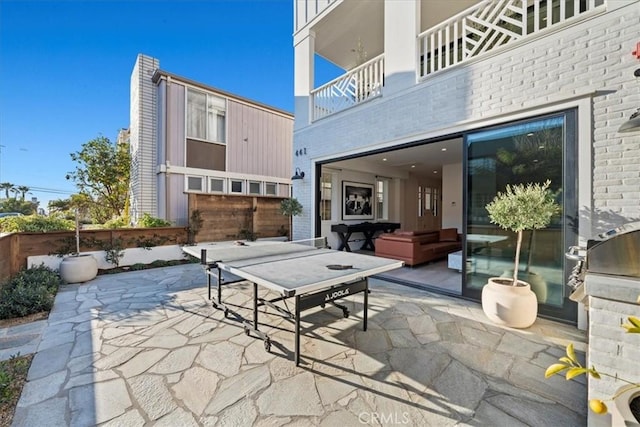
[{"xmin": 0, "ymin": 0, "xmax": 336, "ymax": 210}]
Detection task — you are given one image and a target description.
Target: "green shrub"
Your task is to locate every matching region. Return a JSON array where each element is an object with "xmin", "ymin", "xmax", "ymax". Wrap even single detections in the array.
[
  {"xmin": 0, "ymin": 216, "xmax": 74, "ymax": 233},
  {"xmin": 138, "ymin": 213, "xmax": 171, "ymax": 228},
  {"xmin": 0, "ymin": 354, "xmax": 31, "ymax": 405},
  {"xmin": 0, "ymin": 265, "xmax": 62, "ymax": 319},
  {"xmin": 103, "ymin": 216, "xmax": 130, "ymax": 229}
]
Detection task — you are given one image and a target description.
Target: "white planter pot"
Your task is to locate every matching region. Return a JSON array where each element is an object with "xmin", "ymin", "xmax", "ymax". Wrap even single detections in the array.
[
  {"xmin": 59, "ymin": 254, "xmax": 98, "ymax": 284},
  {"xmin": 482, "ymin": 277, "xmax": 538, "ymax": 328},
  {"xmin": 612, "ymin": 385, "xmax": 640, "ymax": 427},
  {"xmin": 501, "ymin": 270, "xmax": 548, "ymax": 303}
]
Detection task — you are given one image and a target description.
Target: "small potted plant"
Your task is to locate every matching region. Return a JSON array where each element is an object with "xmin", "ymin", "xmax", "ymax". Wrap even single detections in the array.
[
  {"xmin": 59, "ymin": 208, "xmax": 98, "ymax": 283},
  {"xmin": 482, "ymin": 180, "xmax": 560, "ymax": 328}
]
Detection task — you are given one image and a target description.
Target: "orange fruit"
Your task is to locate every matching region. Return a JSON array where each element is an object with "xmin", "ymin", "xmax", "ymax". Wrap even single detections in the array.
[{"xmin": 589, "ymin": 399, "xmax": 608, "ymax": 415}]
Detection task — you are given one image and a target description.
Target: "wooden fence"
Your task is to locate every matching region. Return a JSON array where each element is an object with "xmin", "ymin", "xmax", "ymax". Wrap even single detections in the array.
[
  {"xmin": 189, "ymin": 194, "xmax": 289, "ymax": 243},
  {"xmin": 0, "ymin": 195, "xmax": 290, "ymax": 282}
]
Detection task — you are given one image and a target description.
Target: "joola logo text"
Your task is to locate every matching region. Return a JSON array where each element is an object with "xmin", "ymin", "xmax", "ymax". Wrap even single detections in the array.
[{"xmin": 325, "ymin": 288, "xmax": 349, "ymax": 301}]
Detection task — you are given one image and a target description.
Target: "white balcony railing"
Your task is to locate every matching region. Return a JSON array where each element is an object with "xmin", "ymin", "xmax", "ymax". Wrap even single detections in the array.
[
  {"xmin": 418, "ymin": 0, "xmax": 605, "ymax": 78},
  {"xmin": 311, "ymin": 54, "xmax": 384, "ymax": 121}
]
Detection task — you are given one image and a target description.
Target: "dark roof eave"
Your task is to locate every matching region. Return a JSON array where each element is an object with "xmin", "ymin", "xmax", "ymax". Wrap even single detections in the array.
[{"xmin": 151, "ymin": 69, "xmax": 293, "ymax": 118}]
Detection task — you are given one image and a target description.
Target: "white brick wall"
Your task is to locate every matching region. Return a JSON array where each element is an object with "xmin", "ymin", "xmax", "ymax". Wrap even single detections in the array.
[{"xmin": 293, "ymin": 2, "xmax": 640, "ymax": 239}]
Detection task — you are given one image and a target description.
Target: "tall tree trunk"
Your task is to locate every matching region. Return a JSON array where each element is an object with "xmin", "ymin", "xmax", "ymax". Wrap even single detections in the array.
[
  {"xmin": 289, "ymin": 215, "xmax": 293, "ymax": 241},
  {"xmin": 512, "ymin": 230, "xmax": 523, "ymax": 285}
]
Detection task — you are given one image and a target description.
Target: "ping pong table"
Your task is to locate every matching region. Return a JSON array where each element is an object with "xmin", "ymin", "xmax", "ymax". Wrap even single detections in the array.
[{"xmin": 182, "ymin": 238, "xmax": 403, "ymax": 365}]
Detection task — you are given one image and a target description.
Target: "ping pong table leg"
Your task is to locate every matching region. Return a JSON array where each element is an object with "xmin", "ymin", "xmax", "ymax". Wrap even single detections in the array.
[
  {"xmin": 295, "ymin": 295, "xmax": 301, "ymax": 366},
  {"xmin": 218, "ymin": 268, "xmax": 224, "ymax": 311},
  {"xmin": 253, "ymin": 283, "xmax": 259, "ymax": 331},
  {"xmin": 364, "ymin": 279, "xmax": 368, "ymax": 331}
]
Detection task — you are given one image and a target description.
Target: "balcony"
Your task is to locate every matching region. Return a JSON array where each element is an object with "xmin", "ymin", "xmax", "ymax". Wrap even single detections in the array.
[
  {"xmin": 418, "ymin": 0, "xmax": 606, "ymax": 78},
  {"xmin": 303, "ymin": 0, "xmax": 606, "ymax": 122},
  {"xmin": 311, "ymin": 54, "xmax": 384, "ymax": 121}
]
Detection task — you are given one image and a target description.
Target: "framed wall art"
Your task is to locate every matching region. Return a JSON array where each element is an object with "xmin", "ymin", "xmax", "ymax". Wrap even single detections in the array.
[{"xmin": 342, "ymin": 181, "xmax": 374, "ymax": 220}]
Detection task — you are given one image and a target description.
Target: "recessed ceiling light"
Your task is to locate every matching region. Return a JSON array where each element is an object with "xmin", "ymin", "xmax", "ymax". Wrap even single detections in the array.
[
  {"xmin": 382, "ymin": 158, "xmax": 387, "ymax": 161},
  {"xmin": 433, "ymin": 170, "xmax": 438, "ymax": 173},
  {"xmin": 411, "ymin": 164, "xmax": 416, "ymax": 168},
  {"xmin": 441, "ymin": 148, "xmax": 447, "ymax": 151}
]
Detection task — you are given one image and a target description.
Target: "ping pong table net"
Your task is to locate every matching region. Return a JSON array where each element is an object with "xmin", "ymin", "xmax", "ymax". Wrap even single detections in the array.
[{"xmin": 203, "ymin": 237, "xmax": 328, "ymax": 264}]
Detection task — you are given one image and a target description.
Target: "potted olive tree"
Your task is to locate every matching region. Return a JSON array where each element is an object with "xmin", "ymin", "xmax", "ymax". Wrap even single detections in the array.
[
  {"xmin": 280, "ymin": 197, "xmax": 303, "ymax": 241},
  {"xmin": 482, "ymin": 180, "xmax": 560, "ymax": 328},
  {"xmin": 59, "ymin": 209, "xmax": 98, "ymax": 283}
]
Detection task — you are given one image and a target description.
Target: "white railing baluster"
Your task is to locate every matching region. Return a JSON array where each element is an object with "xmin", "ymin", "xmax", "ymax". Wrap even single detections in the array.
[
  {"xmin": 445, "ymin": 25, "xmax": 450, "ymax": 67},
  {"xmin": 453, "ymin": 21, "xmax": 459, "ymax": 65},
  {"xmin": 429, "ymin": 32, "xmax": 435, "ymax": 74}
]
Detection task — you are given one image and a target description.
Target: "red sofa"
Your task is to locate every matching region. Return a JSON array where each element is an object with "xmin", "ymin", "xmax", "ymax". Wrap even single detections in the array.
[{"xmin": 375, "ymin": 228, "xmax": 461, "ymax": 266}]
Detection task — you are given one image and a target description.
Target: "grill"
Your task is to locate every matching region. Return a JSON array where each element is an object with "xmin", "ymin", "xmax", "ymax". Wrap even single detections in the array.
[{"xmin": 565, "ymin": 221, "xmax": 640, "ymax": 304}]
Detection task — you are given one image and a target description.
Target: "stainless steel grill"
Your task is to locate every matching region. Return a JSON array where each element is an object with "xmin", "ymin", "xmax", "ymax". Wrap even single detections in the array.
[{"xmin": 565, "ymin": 221, "xmax": 640, "ymax": 304}]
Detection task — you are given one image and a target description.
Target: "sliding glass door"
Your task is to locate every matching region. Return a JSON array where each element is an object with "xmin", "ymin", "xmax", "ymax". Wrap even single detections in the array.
[{"xmin": 463, "ymin": 111, "xmax": 577, "ymax": 322}]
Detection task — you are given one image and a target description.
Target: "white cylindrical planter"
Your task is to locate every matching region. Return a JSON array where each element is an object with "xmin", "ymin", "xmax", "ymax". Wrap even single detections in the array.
[
  {"xmin": 482, "ymin": 277, "xmax": 538, "ymax": 328},
  {"xmin": 59, "ymin": 254, "xmax": 98, "ymax": 284},
  {"xmin": 612, "ymin": 385, "xmax": 640, "ymax": 426}
]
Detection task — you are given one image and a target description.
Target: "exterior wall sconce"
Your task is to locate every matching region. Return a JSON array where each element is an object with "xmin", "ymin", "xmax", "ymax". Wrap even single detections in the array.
[
  {"xmin": 619, "ymin": 109, "xmax": 640, "ymax": 133},
  {"xmin": 291, "ymin": 167, "xmax": 305, "ymax": 180},
  {"xmin": 619, "ymin": 67, "xmax": 640, "ymax": 133}
]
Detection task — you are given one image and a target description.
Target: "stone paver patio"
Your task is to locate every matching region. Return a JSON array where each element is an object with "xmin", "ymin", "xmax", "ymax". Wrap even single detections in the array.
[{"xmin": 11, "ymin": 263, "xmax": 587, "ymax": 426}]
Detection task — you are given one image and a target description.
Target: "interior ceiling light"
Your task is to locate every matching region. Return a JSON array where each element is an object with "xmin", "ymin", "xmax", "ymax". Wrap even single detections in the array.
[
  {"xmin": 433, "ymin": 170, "xmax": 438, "ymax": 173},
  {"xmin": 618, "ymin": 67, "xmax": 640, "ymax": 133},
  {"xmin": 382, "ymin": 158, "xmax": 387, "ymax": 161},
  {"xmin": 411, "ymin": 164, "xmax": 416, "ymax": 168},
  {"xmin": 441, "ymin": 148, "xmax": 447, "ymax": 151}
]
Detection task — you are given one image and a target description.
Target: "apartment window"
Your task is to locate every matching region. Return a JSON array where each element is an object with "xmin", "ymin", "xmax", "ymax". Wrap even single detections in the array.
[
  {"xmin": 187, "ymin": 176, "xmax": 203, "ymax": 192},
  {"xmin": 248, "ymin": 181, "xmax": 261, "ymax": 195},
  {"xmin": 187, "ymin": 88, "xmax": 226, "ymax": 143},
  {"xmin": 230, "ymin": 180, "xmax": 244, "ymax": 194},
  {"xmin": 375, "ymin": 178, "xmax": 388, "ymax": 220},
  {"xmin": 210, "ymin": 178, "xmax": 224, "ymax": 193},
  {"xmin": 265, "ymin": 183, "xmax": 277, "ymax": 196},
  {"xmin": 320, "ymin": 172, "xmax": 333, "ymax": 221}
]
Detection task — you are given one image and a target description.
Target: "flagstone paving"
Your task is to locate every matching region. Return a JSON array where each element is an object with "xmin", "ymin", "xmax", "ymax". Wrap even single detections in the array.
[{"xmin": 7, "ymin": 263, "xmax": 587, "ymax": 426}]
